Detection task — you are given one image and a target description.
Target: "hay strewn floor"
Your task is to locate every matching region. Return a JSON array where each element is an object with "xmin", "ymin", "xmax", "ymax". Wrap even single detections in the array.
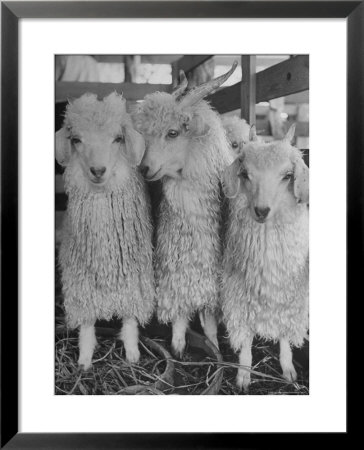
[
  {"xmin": 217, "ymin": 338, "xmax": 309, "ymax": 395},
  {"xmin": 55, "ymin": 334, "xmax": 171, "ymax": 395},
  {"xmin": 55, "ymin": 329, "xmax": 309, "ymax": 395},
  {"xmin": 55, "ymin": 253, "xmax": 309, "ymax": 395}
]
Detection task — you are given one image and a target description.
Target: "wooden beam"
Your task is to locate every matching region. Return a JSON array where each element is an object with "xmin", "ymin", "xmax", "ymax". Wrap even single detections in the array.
[
  {"xmin": 171, "ymin": 62, "xmax": 179, "ymax": 88},
  {"xmin": 240, "ymin": 55, "xmax": 256, "ymax": 124},
  {"xmin": 256, "ymin": 55, "xmax": 309, "ymax": 102},
  {"xmin": 92, "ymin": 55, "xmax": 125, "ymax": 63},
  {"xmin": 208, "ymin": 55, "xmax": 309, "ymax": 114},
  {"xmin": 177, "ymin": 55, "xmax": 213, "ymax": 74},
  {"xmin": 141, "ymin": 55, "xmax": 181, "ymax": 64},
  {"xmin": 124, "ymin": 56, "xmax": 133, "ymax": 83},
  {"xmin": 55, "ymin": 81, "xmax": 172, "ymax": 103},
  {"xmin": 93, "ymin": 55, "xmax": 181, "ymax": 65},
  {"xmin": 207, "ymin": 84, "xmax": 238, "ymax": 114}
]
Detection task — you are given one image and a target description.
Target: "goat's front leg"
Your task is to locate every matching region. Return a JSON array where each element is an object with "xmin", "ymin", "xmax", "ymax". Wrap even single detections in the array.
[
  {"xmin": 236, "ymin": 333, "xmax": 254, "ymax": 393},
  {"xmin": 199, "ymin": 310, "xmax": 219, "ymax": 349},
  {"xmin": 78, "ymin": 324, "xmax": 97, "ymax": 371},
  {"xmin": 279, "ymin": 337, "xmax": 297, "ymax": 381},
  {"xmin": 171, "ymin": 316, "xmax": 189, "ymax": 358},
  {"xmin": 120, "ymin": 317, "xmax": 140, "ymax": 364}
]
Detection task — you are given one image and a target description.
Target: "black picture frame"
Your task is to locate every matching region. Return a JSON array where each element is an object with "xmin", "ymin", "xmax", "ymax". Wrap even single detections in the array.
[{"xmin": 1, "ymin": 1, "xmax": 361, "ymax": 448}]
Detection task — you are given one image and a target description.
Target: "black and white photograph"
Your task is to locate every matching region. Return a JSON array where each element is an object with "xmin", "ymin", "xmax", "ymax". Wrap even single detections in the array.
[
  {"xmin": 55, "ymin": 54, "xmax": 309, "ymax": 396},
  {"xmin": 1, "ymin": 0, "xmax": 357, "ymax": 442}
]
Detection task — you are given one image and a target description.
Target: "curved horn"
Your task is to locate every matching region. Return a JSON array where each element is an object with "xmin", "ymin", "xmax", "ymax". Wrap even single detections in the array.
[
  {"xmin": 179, "ymin": 60, "xmax": 238, "ymax": 107},
  {"xmin": 172, "ymin": 70, "xmax": 188, "ymax": 99}
]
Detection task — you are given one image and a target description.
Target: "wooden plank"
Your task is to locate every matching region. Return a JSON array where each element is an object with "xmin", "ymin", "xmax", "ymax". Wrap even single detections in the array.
[
  {"xmin": 124, "ymin": 56, "xmax": 133, "ymax": 83},
  {"xmin": 240, "ymin": 55, "xmax": 256, "ymax": 124},
  {"xmin": 92, "ymin": 55, "xmax": 125, "ymax": 63},
  {"xmin": 208, "ymin": 55, "xmax": 309, "ymax": 114},
  {"xmin": 56, "ymin": 81, "xmax": 172, "ymax": 103},
  {"xmin": 93, "ymin": 55, "xmax": 181, "ymax": 64},
  {"xmin": 207, "ymin": 83, "xmax": 239, "ymax": 114},
  {"xmin": 141, "ymin": 55, "xmax": 181, "ymax": 64},
  {"xmin": 171, "ymin": 62, "xmax": 179, "ymax": 88},
  {"xmin": 177, "ymin": 55, "xmax": 213, "ymax": 74},
  {"xmin": 256, "ymin": 55, "xmax": 309, "ymax": 102}
]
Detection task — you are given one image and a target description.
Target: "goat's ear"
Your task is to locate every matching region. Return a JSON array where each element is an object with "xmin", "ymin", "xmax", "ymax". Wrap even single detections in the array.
[
  {"xmin": 55, "ymin": 128, "xmax": 71, "ymax": 166},
  {"xmin": 284, "ymin": 124, "xmax": 296, "ymax": 143},
  {"xmin": 189, "ymin": 114, "xmax": 210, "ymax": 136},
  {"xmin": 222, "ymin": 157, "xmax": 242, "ymax": 198},
  {"xmin": 293, "ymin": 157, "xmax": 309, "ymax": 203},
  {"xmin": 124, "ymin": 126, "xmax": 145, "ymax": 166}
]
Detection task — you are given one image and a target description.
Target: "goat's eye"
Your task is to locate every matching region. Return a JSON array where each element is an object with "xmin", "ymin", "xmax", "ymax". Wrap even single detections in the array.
[
  {"xmin": 239, "ymin": 169, "xmax": 250, "ymax": 180},
  {"xmin": 167, "ymin": 129, "xmax": 179, "ymax": 138},
  {"xmin": 282, "ymin": 172, "xmax": 293, "ymax": 181},
  {"xmin": 114, "ymin": 135, "xmax": 125, "ymax": 144},
  {"xmin": 231, "ymin": 142, "xmax": 239, "ymax": 149},
  {"xmin": 70, "ymin": 137, "xmax": 81, "ymax": 145}
]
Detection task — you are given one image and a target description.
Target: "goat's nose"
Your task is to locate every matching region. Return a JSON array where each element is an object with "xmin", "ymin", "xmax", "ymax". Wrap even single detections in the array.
[
  {"xmin": 90, "ymin": 166, "xmax": 106, "ymax": 178},
  {"xmin": 140, "ymin": 165, "xmax": 149, "ymax": 177},
  {"xmin": 254, "ymin": 207, "xmax": 271, "ymax": 219}
]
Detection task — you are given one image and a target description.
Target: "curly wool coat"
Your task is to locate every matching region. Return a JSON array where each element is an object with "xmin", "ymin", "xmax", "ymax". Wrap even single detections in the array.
[
  {"xmin": 58, "ymin": 96, "xmax": 155, "ymax": 329},
  {"xmin": 222, "ymin": 158, "xmax": 309, "ymax": 350},
  {"xmin": 135, "ymin": 96, "xmax": 233, "ymax": 323}
]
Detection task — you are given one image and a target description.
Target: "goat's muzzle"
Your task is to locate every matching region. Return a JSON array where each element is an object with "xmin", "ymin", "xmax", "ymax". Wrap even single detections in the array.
[
  {"xmin": 90, "ymin": 166, "xmax": 107, "ymax": 184},
  {"xmin": 144, "ymin": 167, "xmax": 162, "ymax": 182},
  {"xmin": 254, "ymin": 206, "xmax": 271, "ymax": 223}
]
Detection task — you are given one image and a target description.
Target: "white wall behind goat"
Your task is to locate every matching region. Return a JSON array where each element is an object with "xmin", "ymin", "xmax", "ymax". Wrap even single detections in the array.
[{"xmin": 20, "ymin": 18, "xmax": 346, "ymax": 433}]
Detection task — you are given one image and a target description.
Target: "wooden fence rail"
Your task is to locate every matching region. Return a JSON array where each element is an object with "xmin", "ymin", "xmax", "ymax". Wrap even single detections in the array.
[
  {"xmin": 207, "ymin": 55, "xmax": 309, "ymax": 115},
  {"xmin": 56, "ymin": 81, "xmax": 171, "ymax": 103}
]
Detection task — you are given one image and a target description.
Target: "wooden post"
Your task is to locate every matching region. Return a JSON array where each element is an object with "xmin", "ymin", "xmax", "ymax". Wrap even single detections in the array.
[
  {"xmin": 124, "ymin": 55, "xmax": 133, "ymax": 82},
  {"xmin": 172, "ymin": 61, "xmax": 179, "ymax": 88},
  {"xmin": 240, "ymin": 55, "xmax": 256, "ymax": 124}
]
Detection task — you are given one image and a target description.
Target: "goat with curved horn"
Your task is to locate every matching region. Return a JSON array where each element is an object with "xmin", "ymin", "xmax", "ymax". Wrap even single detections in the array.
[{"xmin": 179, "ymin": 60, "xmax": 238, "ymax": 107}]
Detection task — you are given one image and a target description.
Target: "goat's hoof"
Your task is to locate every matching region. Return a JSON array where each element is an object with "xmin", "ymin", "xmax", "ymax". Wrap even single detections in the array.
[
  {"xmin": 207, "ymin": 335, "xmax": 219, "ymax": 350},
  {"xmin": 78, "ymin": 357, "xmax": 92, "ymax": 371},
  {"xmin": 125, "ymin": 347, "xmax": 140, "ymax": 364},
  {"xmin": 171, "ymin": 338, "xmax": 186, "ymax": 359},
  {"xmin": 236, "ymin": 371, "xmax": 251, "ymax": 393},
  {"xmin": 282, "ymin": 366, "xmax": 297, "ymax": 382}
]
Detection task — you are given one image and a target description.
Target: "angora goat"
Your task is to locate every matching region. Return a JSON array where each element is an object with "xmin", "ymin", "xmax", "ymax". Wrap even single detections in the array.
[
  {"xmin": 221, "ymin": 115, "xmax": 251, "ymax": 154},
  {"xmin": 56, "ymin": 92, "xmax": 154, "ymax": 369},
  {"xmin": 134, "ymin": 63, "xmax": 237, "ymax": 356},
  {"xmin": 221, "ymin": 124, "xmax": 309, "ymax": 391}
]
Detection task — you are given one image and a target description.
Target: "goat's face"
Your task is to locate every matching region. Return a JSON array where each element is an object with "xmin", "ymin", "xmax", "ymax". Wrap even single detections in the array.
[
  {"xmin": 223, "ymin": 140, "xmax": 309, "ymax": 223},
  {"xmin": 223, "ymin": 117, "xmax": 250, "ymax": 155},
  {"xmin": 136, "ymin": 61, "xmax": 239, "ymax": 181},
  {"xmin": 140, "ymin": 120, "xmax": 194, "ymax": 181},
  {"xmin": 239, "ymin": 153, "xmax": 297, "ymax": 223},
  {"xmin": 136, "ymin": 96, "xmax": 211, "ymax": 181},
  {"xmin": 67, "ymin": 125, "xmax": 126, "ymax": 186},
  {"xmin": 56, "ymin": 93, "xmax": 145, "ymax": 188}
]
